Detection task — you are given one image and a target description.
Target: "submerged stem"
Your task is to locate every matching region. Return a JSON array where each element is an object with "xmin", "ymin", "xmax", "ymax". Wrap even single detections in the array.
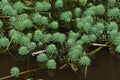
[{"xmin": 84, "ymin": 65, "xmax": 88, "ymax": 79}]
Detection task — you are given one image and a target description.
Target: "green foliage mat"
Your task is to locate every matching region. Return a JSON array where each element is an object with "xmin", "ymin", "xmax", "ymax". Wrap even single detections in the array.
[{"xmin": 0, "ymin": 0, "xmax": 120, "ymax": 78}]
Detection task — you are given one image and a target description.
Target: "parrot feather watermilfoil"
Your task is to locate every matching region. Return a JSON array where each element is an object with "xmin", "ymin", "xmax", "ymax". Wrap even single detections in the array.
[{"xmin": 0, "ymin": 0, "xmax": 120, "ymax": 79}]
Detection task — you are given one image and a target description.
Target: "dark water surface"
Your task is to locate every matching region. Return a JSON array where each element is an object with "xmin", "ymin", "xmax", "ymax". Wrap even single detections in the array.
[
  {"xmin": 0, "ymin": 49, "xmax": 120, "ymax": 80},
  {"xmin": 87, "ymin": 49, "xmax": 120, "ymax": 80}
]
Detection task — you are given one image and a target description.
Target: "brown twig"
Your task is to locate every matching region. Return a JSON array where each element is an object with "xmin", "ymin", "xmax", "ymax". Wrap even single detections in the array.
[{"xmin": 0, "ymin": 68, "xmax": 40, "ymax": 80}]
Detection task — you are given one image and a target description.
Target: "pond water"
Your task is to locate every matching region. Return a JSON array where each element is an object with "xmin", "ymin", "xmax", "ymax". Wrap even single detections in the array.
[
  {"xmin": 0, "ymin": 48, "xmax": 120, "ymax": 80},
  {"xmin": 87, "ymin": 48, "xmax": 120, "ymax": 80}
]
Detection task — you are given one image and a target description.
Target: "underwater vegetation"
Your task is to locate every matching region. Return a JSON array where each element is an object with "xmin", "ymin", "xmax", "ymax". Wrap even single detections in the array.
[{"xmin": 0, "ymin": 0, "xmax": 120, "ymax": 79}]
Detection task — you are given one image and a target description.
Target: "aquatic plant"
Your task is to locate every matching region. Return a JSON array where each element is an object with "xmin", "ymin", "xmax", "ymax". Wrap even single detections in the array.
[
  {"xmin": 68, "ymin": 31, "xmax": 79, "ymax": 39},
  {"xmin": 52, "ymin": 32, "xmax": 66, "ymax": 43},
  {"xmin": 26, "ymin": 42, "xmax": 36, "ymax": 51},
  {"xmin": 48, "ymin": 21, "xmax": 59, "ymax": 29},
  {"xmin": 13, "ymin": 1, "xmax": 25, "ymax": 13},
  {"xmin": 95, "ymin": 4, "xmax": 105, "ymax": 15},
  {"xmin": 46, "ymin": 44, "xmax": 57, "ymax": 54},
  {"xmin": 20, "ymin": 36, "xmax": 30, "ymax": 45},
  {"xmin": 42, "ymin": 1, "xmax": 51, "ymax": 11},
  {"xmin": 68, "ymin": 48, "xmax": 82, "ymax": 61},
  {"xmin": 54, "ymin": 0, "xmax": 63, "ymax": 8},
  {"xmin": 0, "ymin": 37, "xmax": 9, "ymax": 48},
  {"xmin": 79, "ymin": 55, "xmax": 91, "ymax": 66},
  {"xmin": 33, "ymin": 30, "xmax": 43, "ymax": 42},
  {"xmin": 88, "ymin": 34, "xmax": 97, "ymax": 42},
  {"xmin": 2, "ymin": 5, "xmax": 17, "ymax": 16},
  {"xmin": 0, "ymin": 0, "xmax": 10, "ymax": 8},
  {"xmin": 40, "ymin": 16, "xmax": 49, "ymax": 25},
  {"xmin": 115, "ymin": 45, "xmax": 120, "ymax": 53},
  {"xmin": 60, "ymin": 11, "xmax": 72, "ymax": 22},
  {"xmin": 35, "ymin": 1, "xmax": 51, "ymax": 11},
  {"xmin": 37, "ymin": 53, "xmax": 48, "ymax": 62},
  {"xmin": 79, "ymin": 0, "xmax": 87, "ymax": 6},
  {"xmin": 31, "ymin": 13, "xmax": 42, "ymax": 24},
  {"xmin": 35, "ymin": 2, "xmax": 44, "ymax": 11},
  {"xmin": 106, "ymin": 22, "xmax": 118, "ymax": 31},
  {"xmin": 42, "ymin": 33, "xmax": 52, "ymax": 43},
  {"xmin": 0, "ymin": 0, "xmax": 120, "ymax": 79},
  {"xmin": 47, "ymin": 59, "xmax": 56, "ymax": 69},
  {"xmin": 26, "ymin": 33, "xmax": 32, "ymax": 39},
  {"xmin": 9, "ymin": 29, "xmax": 22, "ymax": 44},
  {"xmin": 107, "ymin": 8, "xmax": 120, "ymax": 18},
  {"xmin": 18, "ymin": 46, "xmax": 29, "ymax": 55},
  {"xmin": 66, "ymin": 38, "xmax": 76, "ymax": 48},
  {"xmin": 108, "ymin": 0, "xmax": 116, "ymax": 6},
  {"xmin": 81, "ymin": 35, "xmax": 90, "ymax": 43},
  {"xmin": 84, "ymin": 6, "xmax": 96, "ymax": 16},
  {"xmin": 10, "ymin": 67, "xmax": 20, "ymax": 77},
  {"xmin": 74, "ymin": 7, "xmax": 81, "ymax": 17}
]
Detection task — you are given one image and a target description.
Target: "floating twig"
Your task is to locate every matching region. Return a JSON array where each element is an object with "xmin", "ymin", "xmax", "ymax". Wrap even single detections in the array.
[
  {"xmin": 31, "ymin": 50, "xmax": 46, "ymax": 56},
  {"xmin": 91, "ymin": 43, "xmax": 107, "ymax": 47}
]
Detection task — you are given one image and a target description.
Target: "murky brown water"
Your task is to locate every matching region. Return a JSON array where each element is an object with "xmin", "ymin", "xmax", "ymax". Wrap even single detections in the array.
[
  {"xmin": 0, "ymin": 48, "xmax": 120, "ymax": 80},
  {"xmin": 87, "ymin": 48, "xmax": 120, "ymax": 80}
]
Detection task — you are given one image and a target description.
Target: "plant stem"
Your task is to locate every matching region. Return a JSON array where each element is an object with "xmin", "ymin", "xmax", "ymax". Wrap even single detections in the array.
[
  {"xmin": 0, "ymin": 16, "xmax": 10, "ymax": 19},
  {"xmin": 0, "ymin": 44, "xmax": 17, "ymax": 54},
  {"xmin": 6, "ymin": 38, "xmax": 13, "ymax": 50},
  {"xmin": 84, "ymin": 65, "xmax": 88, "ymax": 79},
  {"xmin": 8, "ymin": 50, "xmax": 17, "ymax": 61}
]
